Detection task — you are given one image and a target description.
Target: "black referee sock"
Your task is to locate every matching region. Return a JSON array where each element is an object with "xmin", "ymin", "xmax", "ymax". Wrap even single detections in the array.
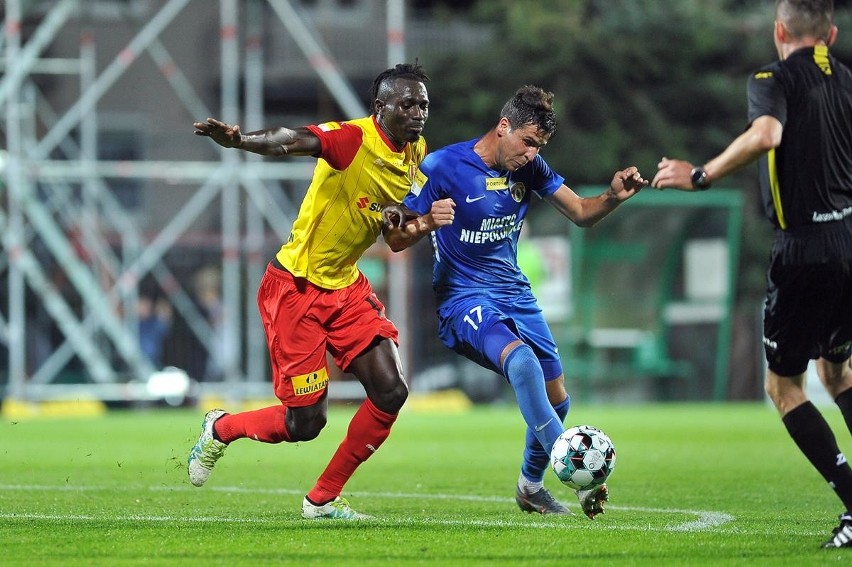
[
  {"xmin": 782, "ymin": 401, "xmax": 852, "ymax": 511},
  {"xmin": 836, "ymin": 387, "xmax": 852, "ymax": 436}
]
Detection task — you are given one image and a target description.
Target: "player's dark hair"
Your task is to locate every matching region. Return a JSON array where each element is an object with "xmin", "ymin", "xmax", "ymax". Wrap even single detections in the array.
[
  {"xmin": 776, "ymin": 0, "xmax": 834, "ymax": 40},
  {"xmin": 370, "ymin": 62, "xmax": 430, "ymax": 114},
  {"xmin": 501, "ymin": 85, "xmax": 557, "ymax": 137}
]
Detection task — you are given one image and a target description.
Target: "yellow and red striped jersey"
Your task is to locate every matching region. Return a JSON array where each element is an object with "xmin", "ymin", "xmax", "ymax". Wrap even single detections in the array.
[{"xmin": 275, "ymin": 115, "xmax": 428, "ymax": 289}]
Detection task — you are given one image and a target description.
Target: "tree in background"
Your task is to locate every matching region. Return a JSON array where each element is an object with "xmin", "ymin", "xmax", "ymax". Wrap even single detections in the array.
[
  {"xmin": 424, "ymin": 0, "xmax": 850, "ymax": 299},
  {"xmin": 419, "ymin": 0, "xmax": 851, "ymax": 398},
  {"xmin": 427, "ymin": 0, "xmax": 840, "ymax": 182}
]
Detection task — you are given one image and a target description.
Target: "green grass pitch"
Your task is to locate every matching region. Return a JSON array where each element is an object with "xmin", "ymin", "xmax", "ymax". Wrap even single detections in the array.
[{"xmin": 1, "ymin": 401, "xmax": 850, "ymax": 565}]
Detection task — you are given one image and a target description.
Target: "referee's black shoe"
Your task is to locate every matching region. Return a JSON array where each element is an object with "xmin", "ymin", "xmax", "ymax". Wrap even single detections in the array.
[{"xmin": 822, "ymin": 512, "xmax": 852, "ymax": 549}]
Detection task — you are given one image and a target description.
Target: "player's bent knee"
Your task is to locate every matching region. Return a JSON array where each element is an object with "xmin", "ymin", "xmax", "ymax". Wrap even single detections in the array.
[
  {"xmin": 370, "ymin": 381, "xmax": 409, "ymax": 414},
  {"xmin": 287, "ymin": 419, "xmax": 326, "ymax": 442},
  {"xmin": 286, "ymin": 411, "xmax": 327, "ymax": 442}
]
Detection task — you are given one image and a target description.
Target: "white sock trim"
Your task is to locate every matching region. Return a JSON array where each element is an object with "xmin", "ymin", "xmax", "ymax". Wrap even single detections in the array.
[{"xmin": 518, "ymin": 472, "xmax": 543, "ymax": 494}]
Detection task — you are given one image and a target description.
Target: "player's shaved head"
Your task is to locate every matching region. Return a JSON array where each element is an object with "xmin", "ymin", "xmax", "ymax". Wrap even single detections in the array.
[{"xmin": 776, "ymin": 0, "xmax": 834, "ymax": 40}]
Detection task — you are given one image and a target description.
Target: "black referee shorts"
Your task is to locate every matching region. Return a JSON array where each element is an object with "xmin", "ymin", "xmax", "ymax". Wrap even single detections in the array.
[{"xmin": 763, "ymin": 254, "xmax": 852, "ymax": 376}]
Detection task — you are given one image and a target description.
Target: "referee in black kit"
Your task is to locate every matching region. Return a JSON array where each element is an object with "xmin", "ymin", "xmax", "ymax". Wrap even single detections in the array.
[{"xmin": 651, "ymin": 0, "xmax": 852, "ymax": 550}]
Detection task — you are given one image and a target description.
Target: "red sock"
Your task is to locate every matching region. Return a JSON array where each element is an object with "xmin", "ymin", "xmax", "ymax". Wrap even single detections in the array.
[
  {"xmin": 307, "ymin": 398, "xmax": 397, "ymax": 504},
  {"xmin": 213, "ymin": 405, "xmax": 290, "ymax": 444}
]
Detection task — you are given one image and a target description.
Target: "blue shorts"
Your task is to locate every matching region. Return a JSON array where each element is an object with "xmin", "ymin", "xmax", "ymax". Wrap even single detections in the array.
[{"xmin": 436, "ymin": 288, "xmax": 563, "ymax": 380}]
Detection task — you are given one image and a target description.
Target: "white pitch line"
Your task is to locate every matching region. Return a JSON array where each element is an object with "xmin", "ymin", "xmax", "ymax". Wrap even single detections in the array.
[
  {"xmin": 0, "ymin": 483, "xmax": 735, "ymax": 532},
  {"xmin": 615, "ymin": 506, "xmax": 734, "ymax": 532},
  {"xmin": 0, "ymin": 511, "xmax": 737, "ymax": 533}
]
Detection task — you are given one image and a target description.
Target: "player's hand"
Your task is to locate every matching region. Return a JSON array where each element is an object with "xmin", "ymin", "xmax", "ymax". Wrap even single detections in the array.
[
  {"xmin": 609, "ymin": 166, "xmax": 648, "ymax": 201},
  {"xmin": 381, "ymin": 205, "xmax": 409, "ymax": 230},
  {"xmin": 193, "ymin": 117, "xmax": 243, "ymax": 148},
  {"xmin": 651, "ymin": 157, "xmax": 695, "ymax": 190},
  {"xmin": 383, "ymin": 199, "xmax": 455, "ymax": 232},
  {"xmin": 427, "ymin": 198, "xmax": 456, "ymax": 229}
]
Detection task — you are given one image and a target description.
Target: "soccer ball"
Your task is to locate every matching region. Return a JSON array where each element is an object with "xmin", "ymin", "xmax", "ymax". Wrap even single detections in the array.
[{"xmin": 550, "ymin": 425, "xmax": 616, "ymax": 490}]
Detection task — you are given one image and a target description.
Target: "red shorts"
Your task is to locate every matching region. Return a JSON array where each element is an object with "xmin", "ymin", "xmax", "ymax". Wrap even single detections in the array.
[{"xmin": 256, "ymin": 262, "xmax": 399, "ymax": 407}]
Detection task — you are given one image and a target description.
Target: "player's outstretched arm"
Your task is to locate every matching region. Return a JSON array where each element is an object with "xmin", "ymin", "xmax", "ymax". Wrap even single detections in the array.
[
  {"xmin": 607, "ymin": 166, "xmax": 648, "ymax": 201},
  {"xmin": 545, "ymin": 166, "xmax": 647, "ymax": 228},
  {"xmin": 193, "ymin": 117, "xmax": 320, "ymax": 157},
  {"xmin": 382, "ymin": 198, "xmax": 455, "ymax": 253},
  {"xmin": 651, "ymin": 115, "xmax": 782, "ymax": 190}
]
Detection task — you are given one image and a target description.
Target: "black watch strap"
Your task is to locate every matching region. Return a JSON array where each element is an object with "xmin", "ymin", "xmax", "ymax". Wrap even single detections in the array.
[{"xmin": 690, "ymin": 167, "xmax": 711, "ymax": 190}]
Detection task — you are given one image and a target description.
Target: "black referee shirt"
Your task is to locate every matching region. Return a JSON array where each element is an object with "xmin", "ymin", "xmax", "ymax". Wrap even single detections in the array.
[{"xmin": 747, "ymin": 46, "xmax": 852, "ymax": 241}]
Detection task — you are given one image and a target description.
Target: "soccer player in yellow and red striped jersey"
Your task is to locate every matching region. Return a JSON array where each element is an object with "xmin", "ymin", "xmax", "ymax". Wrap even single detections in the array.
[{"xmin": 187, "ymin": 63, "xmax": 455, "ymax": 519}]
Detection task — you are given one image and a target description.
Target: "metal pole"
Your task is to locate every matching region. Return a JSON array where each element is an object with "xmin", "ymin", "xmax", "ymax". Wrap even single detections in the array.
[
  {"xmin": 386, "ymin": 0, "xmax": 406, "ymax": 67},
  {"xmin": 79, "ymin": 28, "xmax": 112, "ymax": 370},
  {"xmin": 0, "ymin": 0, "xmax": 78, "ymax": 108},
  {"xmin": 714, "ymin": 197, "xmax": 744, "ymax": 400},
  {"xmin": 220, "ymin": 0, "xmax": 243, "ymax": 389},
  {"xmin": 145, "ymin": 39, "xmax": 212, "ymax": 121},
  {"xmin": 4, "ymin": 0, "xmax": 27, "ymax": 397},
  {"xmin": 35, "ymin": 0, "xmax": 193, "ymax": 159},
  {"xmin": 244, "ymin": 0, "xmax": 268, "ymax": 385},
  {"xmin": 266, "ymin": 0, "xmax": 367, "ymax": 118},
  {"xmin": 386, "ymin": 0, "xmax": 413, "ymax": 384},
  {"xmin": 0, "ymin": 209, "xmax": 115, "ymax": 383}
]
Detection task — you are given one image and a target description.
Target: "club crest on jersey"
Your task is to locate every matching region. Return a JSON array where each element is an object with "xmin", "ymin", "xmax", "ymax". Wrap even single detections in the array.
[
  {"xmin": 409, "ymin": 167, "xmax": 428, "ymax": 197},
  {"xmin": 510, "ymin": 182, "xmax": 525, "ymax": 203},
  {"xmin": 292, "ymin": 368, "xmax": 329, "ymax": 396}
]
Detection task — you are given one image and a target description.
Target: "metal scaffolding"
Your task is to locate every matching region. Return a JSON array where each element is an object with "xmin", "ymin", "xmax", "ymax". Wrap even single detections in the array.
[{"xmin": 0, "ymin": 0, "xmax": 408, "ymax": 404}]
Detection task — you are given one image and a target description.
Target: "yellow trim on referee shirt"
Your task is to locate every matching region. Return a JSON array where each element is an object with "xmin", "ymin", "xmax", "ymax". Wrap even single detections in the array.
[
  {"xmin": 814, "ymin": 44, "xmax": 832, "ymax": 75},
  {"xmin": 767, "ymin": 148, "xmax": 787, "ymax": 230}
]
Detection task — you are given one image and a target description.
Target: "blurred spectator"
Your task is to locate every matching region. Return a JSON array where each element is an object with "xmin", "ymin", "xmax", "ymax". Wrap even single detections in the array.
[
  {"xmin": 193, "ymin": 265, "xmax": 233, "ymax": 381},
  {"xmin": 137, "ymin": 294, "xmax": 172, "ymax": 368}
]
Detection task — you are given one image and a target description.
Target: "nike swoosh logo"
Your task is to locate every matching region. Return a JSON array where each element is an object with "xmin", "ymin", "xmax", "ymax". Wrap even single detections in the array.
[
  {"xmin": 534, "ymin": 418, "xmax": 554, "ymax": 432},
  {"xmin": 466, "ymin": 195, "xmax": 485, "ymax": 203}
]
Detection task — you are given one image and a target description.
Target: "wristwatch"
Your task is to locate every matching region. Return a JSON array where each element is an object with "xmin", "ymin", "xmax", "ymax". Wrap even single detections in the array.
[{"xmin": 690, "ymin": 167, "xmax": 711, "ymax": 190}]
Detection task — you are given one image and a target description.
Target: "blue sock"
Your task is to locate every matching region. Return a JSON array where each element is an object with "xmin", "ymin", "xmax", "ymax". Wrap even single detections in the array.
[
  {"xmin": 521, "ymin": 397, "xmax": 569, "ymax": 483},
  {"xmin": 503, "ymin": 344, "xmax": 564, "ymax": 482}
]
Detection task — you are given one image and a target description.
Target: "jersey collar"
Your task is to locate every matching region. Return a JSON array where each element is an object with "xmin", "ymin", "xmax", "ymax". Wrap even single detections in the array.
[{"xmin": 372, "ymin": 115, "xmax": 406, "ymax": 153}]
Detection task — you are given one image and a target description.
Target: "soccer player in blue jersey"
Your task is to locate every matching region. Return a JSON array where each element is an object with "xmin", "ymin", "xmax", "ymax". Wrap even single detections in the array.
[{"xmin": 383, "ymin": 85, "xmax": 647, "ymax": 518}]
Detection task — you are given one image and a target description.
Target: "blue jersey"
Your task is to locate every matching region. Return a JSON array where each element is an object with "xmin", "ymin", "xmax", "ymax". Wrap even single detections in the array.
[{"xmin": 404, "ymin": 138, "xmax": 564, "ymax": 301}]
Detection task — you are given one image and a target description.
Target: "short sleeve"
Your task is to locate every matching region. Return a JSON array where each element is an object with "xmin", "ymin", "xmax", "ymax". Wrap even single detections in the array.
[
  {"xmin": 747, "ymin": 66, "xmax": 787, "ymax": 126},
  {"xmin": 305, "ymin": 121, "xmax": 364, "ymax": 170}
]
